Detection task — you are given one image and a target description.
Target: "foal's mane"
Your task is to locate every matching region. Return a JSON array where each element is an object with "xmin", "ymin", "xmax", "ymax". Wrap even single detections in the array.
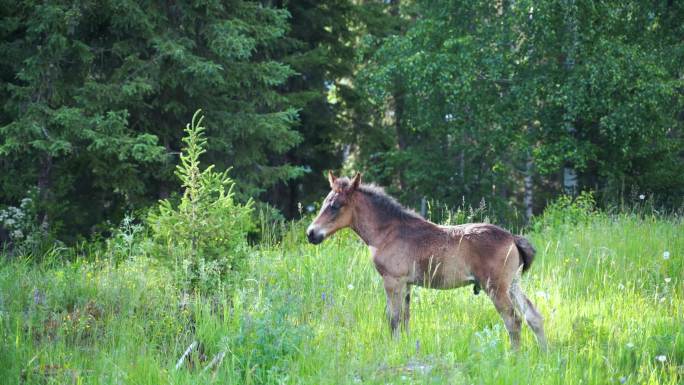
[
  {"xmin": 333, "ymin": 177, "xmax": 422, "ymax": 221},
  {"xmin": 357, "ymin": 183, "xmax": 423, "ymax": 222}
]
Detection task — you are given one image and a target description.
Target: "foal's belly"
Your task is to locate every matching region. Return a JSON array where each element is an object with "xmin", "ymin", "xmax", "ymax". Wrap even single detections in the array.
[
  {"xmin": 409, "ymin": 255, "xmax": 473, "ymax": 290},
  {"xmin": 412, "ymin": 277, "xmax": 472, "ymax": 290}
]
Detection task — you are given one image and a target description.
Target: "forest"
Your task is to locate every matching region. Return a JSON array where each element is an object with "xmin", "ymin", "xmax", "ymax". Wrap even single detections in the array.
[{"xmin": 1, "ymin": 1, "xmax": 682, "ymax": 384}]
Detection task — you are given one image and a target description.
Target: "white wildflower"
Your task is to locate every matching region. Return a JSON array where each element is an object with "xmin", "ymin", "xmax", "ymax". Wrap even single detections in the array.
[
  {"xmin": 347, "ymin": 284, "xmax": 354, "ymax": 290},
  {"xmin": 662, "ymin": 251, "xmax": 670, "ymax": 260},
  {"xmin": 626, "ymin": 342, "xmax": 634, "ymax": 349},
  {"xmin": 639, "ymin": 194, "xmax": 645, "ymax": 200},
  {"xmin": 655, "ymin": 355, "xmax": 667, "ymax": 363},
  {"xmin": 664, "ymin": 277, "xmax": 671, "ymax": 283},
  {"xmin": 617, "ymin": 283, "xmax": 625, "ymax": 290}
]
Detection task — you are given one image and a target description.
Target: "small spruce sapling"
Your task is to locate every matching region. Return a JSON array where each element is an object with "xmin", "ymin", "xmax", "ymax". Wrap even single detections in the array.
[{"xmin": 148, "ymin": 110, "xmax": 254, "ymax": 293}]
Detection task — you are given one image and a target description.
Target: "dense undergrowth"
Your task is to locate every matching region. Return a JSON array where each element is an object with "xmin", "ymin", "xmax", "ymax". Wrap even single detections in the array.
[{"xmin": 1, "ymin": 205, "xmax": 682, "ymax": 384}]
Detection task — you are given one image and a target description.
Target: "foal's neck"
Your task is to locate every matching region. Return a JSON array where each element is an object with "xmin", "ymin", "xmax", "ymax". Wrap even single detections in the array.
[
  {"xmin": 350, "ymin": 192, "xmax": 418, "ymax": 248},
  {"xmin": 350, "ymin": 194, "xmax": 384, "ymax": 247}
]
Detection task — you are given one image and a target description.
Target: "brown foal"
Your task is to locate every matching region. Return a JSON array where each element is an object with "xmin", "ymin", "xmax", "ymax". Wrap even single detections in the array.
[{"xmin": 306, "ymin": 172, "xmax": 547, "ymax": 350}]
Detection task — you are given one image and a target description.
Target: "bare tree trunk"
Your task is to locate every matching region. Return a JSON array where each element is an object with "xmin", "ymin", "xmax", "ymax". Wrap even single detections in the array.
[
  {"xmin": 389, "ymin": 0, "xmax": 406, "ymax": 192},
  {"xmin": 562, "ymin": 0, "xmax": 579, "ymax": 196},
  {"xmin": 37, "ymin": 152, "xmax": 52, "ymax": 232},
  {"xmin": 159, "ymin": 137, "xmax": 172, "ymax": 199},
  {"xmin": 459, "ymin": 146, "xmax": 465, "ymax": 188},
  {"xmin": 523, "ymin": 153, "xmax": 534, "ymax": 223}
]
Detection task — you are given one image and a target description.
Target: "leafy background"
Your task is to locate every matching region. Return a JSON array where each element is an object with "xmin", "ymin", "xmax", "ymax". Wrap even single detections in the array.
[{"xmin": 2, "ymin": 0, "xmax": 682, "ymax": 242}]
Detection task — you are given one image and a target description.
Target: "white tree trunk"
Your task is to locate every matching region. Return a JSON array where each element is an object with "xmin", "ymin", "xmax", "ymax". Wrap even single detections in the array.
[
  {"xmin": 524, "ymin": 155, "xmax": 534, "ymax": 222},
  {"xmin": 563, "ymin": 0, "xmax": 579, "ymax": 195}
]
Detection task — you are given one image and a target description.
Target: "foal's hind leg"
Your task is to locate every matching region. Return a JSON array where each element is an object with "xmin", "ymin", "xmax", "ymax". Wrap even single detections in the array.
[
  {"xmin": 510, "ymin": 282, "xmax": 547, "ymax": 351},
  {"xmin": 488, "ymin": 286, "xmax": 522, "ymax": 350}
]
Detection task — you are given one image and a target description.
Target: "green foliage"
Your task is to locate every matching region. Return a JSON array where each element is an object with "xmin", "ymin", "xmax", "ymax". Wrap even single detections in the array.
[
  {"xmin": 425, "ymin": 198, "xmax": 491, "ymax": 227},
  {"xmin": 0, "ymin": 191, "xmax": 58, "ymax": 257},
  {"xmin": 532, "ymin": 191, "xmax": 600, "ymax": 232},
  {"xmin": 104, "ymin": 214, "xmax": 145, "ymax": 264},
  {"xmin": 1, "ymin": 0, "xmax": 683, "ymax": 240},
  {"xmin": 256, "ymin": 1, "xmax": 391, "ymax": 217},
  {"xmin": 148, "ymin": 111, "xmax": 254, "ymax": 293},
  {"xmin": 353, "ymin": 0, "xmax": 684, "ymax": 214},
  {"xmin": 224, "ymin": 288, "xmax": 310, "ymax": 382},
  {"xmin": 0, "ymin": 0, "xmax": 301, "ymax": 240}
]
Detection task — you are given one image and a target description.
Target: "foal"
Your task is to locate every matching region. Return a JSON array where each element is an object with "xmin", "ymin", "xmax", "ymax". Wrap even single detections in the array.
[{"xmin": 306, "ymin": 172, "xmax": 547, "ymax": 350}]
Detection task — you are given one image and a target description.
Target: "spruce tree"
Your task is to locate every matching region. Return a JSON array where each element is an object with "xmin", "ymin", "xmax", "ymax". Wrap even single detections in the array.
[{"xmin": 0, "ymin": 0, "xmax": 300, "ymax": 239}]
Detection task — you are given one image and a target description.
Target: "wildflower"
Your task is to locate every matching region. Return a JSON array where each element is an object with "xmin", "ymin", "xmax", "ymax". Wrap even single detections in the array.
[
  {"xmin": 639, "ymin": 194, "xmax": 645, "ymax": 200},
  {"xmin": 662, "ymin": 251, "xmax": 670, "ymax": 260},
  {"xmin": 617, "ymin": 283, "xmax": 625, "ymax": 290},
  {"xmin": 33, "ymin": 288, "xmax": 45, "ymax": 305},
  {"xmin": 626, "ymin": 342, "xmax": 634, "ymax": 349},
  {"xmin": 655, "ymin": 355, "xmax": 667, "ymax": 363},
  {"xmin": 619, "ymin": 376, "xmax": 627, "ymax": 384},
  {"xmin": 347, "ymin": 284, "xmax": 354, "ymax": 290},
  {"xmin": 664, "ymin": 277, "xmax": 671, "ymax": 283}
]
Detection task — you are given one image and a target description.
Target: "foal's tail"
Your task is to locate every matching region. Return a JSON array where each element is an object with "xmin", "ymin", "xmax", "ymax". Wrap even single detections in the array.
[{"xmin": 513, "ymin": 235, "xmax": 536, "ymax": 273}]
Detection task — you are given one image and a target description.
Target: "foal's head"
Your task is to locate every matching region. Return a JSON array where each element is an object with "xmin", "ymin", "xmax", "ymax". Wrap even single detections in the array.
[{"xmin": 306, "ymin": 171, "xmax": 361, "ymax": 244}]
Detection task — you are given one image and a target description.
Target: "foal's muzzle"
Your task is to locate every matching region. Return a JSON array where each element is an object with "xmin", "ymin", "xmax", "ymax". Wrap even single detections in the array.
[{"xmin": 306, "ymin": 227, "xmax": 324, "ymax": 245}]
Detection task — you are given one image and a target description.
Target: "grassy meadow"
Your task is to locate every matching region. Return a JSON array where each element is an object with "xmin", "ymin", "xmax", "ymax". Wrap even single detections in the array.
[{"xmin": 1, "ymin": 211, "xmax": 682, "ymax": 384}]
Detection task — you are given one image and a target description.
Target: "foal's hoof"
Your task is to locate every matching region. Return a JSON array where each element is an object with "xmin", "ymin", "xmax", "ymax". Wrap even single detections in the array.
[{"xmin": 472, "ymin": 281, "xmax": 481, "ymax": 295}]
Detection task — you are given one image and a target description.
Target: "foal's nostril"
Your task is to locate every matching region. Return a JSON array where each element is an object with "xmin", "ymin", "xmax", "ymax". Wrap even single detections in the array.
[{"xmin": 306, "ymin": 229, "xmax": 323, "ymax": 244}]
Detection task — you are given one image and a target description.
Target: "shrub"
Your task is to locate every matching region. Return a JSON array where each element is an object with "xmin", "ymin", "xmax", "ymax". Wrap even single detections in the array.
[
  {"xmin": 532, "ymin": 191, "xmax": 600, "ymax": 232},
  {"xmin": 104, "ymin": 214, "xmax": 145, "ymax": 264},
  {"xmin": 147, "ymin": 110, "xmax": 254, "ymax": 293},
  {"xmin": 0, "ymin": 191, "xmax": 58, "ymax": 257},
  {"xmin": 224, "ymin": 288, "xmax": 310, "ymax": 383}
]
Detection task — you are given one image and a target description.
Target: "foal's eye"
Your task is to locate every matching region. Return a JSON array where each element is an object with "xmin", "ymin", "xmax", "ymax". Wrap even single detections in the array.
[{"xmin": 329, "ymin": 203, "xmax": 341, "ymax": 212}]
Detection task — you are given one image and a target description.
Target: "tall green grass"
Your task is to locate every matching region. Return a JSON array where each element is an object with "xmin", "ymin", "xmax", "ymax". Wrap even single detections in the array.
[{"xmin": 1, "ymin": 213, "xmax": 682, "ymax": 384}]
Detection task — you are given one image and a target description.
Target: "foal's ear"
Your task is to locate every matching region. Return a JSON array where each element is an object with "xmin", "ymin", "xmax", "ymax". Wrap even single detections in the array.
[
  {"xmin": 350, "ymin": 172, "xmax": 362, "ymax": 191},
  {"xmin": 328, "ymin": 170, "xmax": 337, "ymax": 188}
]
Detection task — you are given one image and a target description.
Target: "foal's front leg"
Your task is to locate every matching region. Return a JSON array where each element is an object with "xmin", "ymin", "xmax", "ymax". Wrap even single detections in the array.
[
  {"xmin": 403, "ymin": 286, "xmax": 411, "ymax": 333},
  {"xmin": 383, "ymin": 276, "xmax": 408, "ymax": 338}
]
